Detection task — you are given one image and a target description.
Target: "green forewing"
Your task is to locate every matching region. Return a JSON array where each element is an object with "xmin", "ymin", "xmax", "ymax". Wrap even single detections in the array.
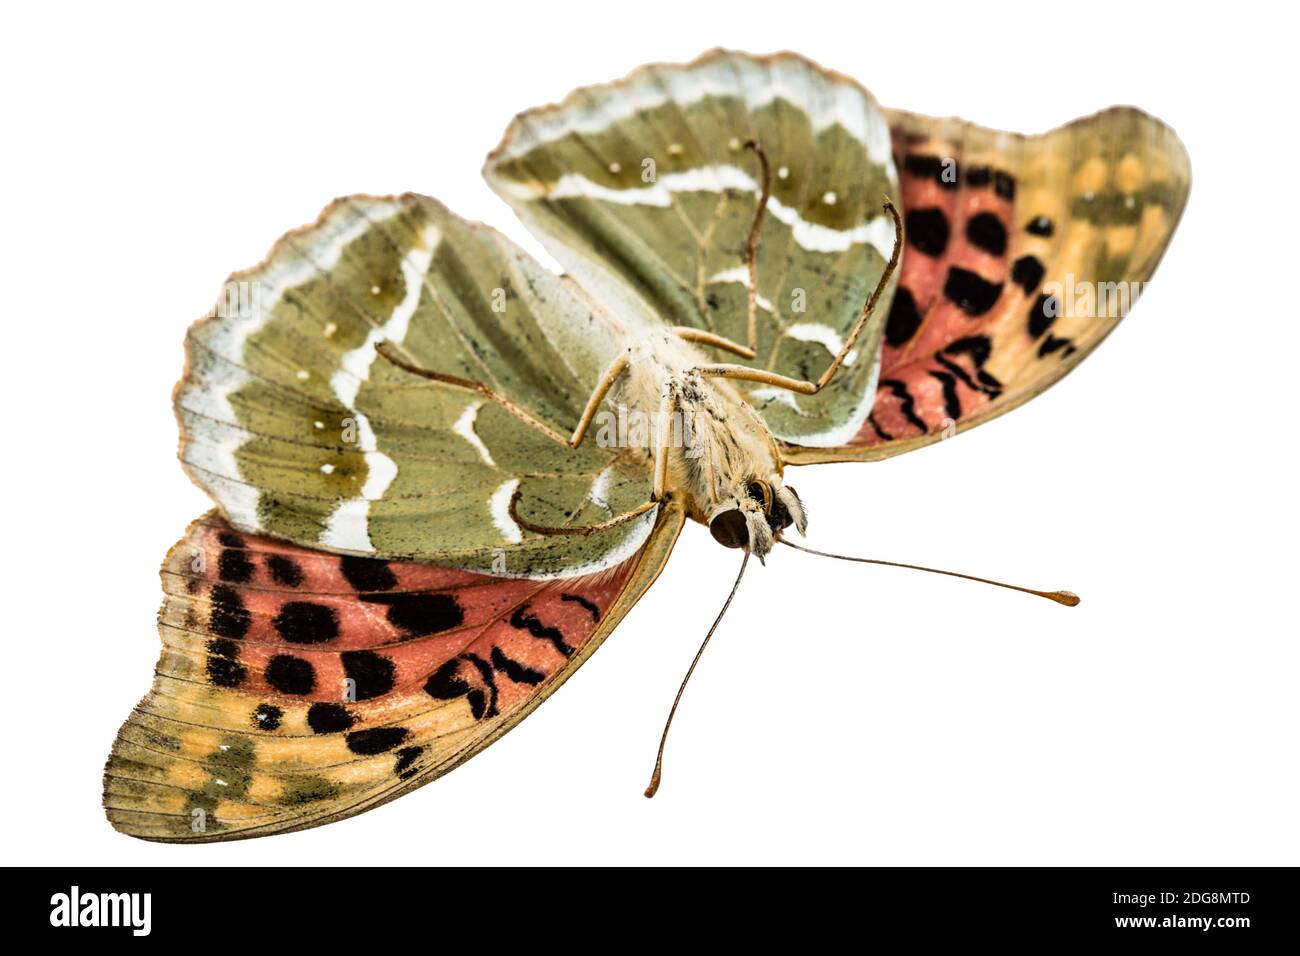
[
  {"xmin": 484, "ymin": 49, "xmax": 901, "ymax": 446},
  {"xmin": 177, "ymin": 193, "xmax": 654, "ymax": 575}
]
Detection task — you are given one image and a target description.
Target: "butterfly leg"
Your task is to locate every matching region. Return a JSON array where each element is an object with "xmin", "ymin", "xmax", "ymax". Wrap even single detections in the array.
[
  {"xmin": 505, "ymin": 384, "xmax": 666, "ymax": 537},
  {"xmin": 376, "ymin": 342, "xmax": 629, "ymax": 449},
  {"xmin": 693, "ymin": 198, "xmax": 903, "ymax": 396},
  {"xmin": 571, "ymin": 352, "xmax": 632, "ymax": 446},
  {"xmin": 508, "ymin": 487, "xmax": 656, "ymax": 536},
  {"xmin": 673, "ymin": 327, "xmax": 755, "ymax": 359},
  {"xmin": 652, "ymin": 387, "xmax": 677, "ymax": 501},
  {"xmin": 672, "ymin": 141, "xmax": 772, "ymax": 361}
]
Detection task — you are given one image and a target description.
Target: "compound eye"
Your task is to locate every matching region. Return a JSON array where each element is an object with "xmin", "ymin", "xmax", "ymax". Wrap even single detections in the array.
[
  {"xmin": 745, "ymin": 479, "xmax": 773, "ymax": 513},
  {"xmin": 709, "ymin": 509, "xmax": 749, "ymax": 549}
]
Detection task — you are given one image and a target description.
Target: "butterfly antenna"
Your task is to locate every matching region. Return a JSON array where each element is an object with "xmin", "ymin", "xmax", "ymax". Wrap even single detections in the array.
[
  {"xmin": 777, "ymin": 537, "xmax": 1079, "ymax": 606},
  {"xmin": 645, "ymin": 548, "xmax": 750, "ymax": 798}
]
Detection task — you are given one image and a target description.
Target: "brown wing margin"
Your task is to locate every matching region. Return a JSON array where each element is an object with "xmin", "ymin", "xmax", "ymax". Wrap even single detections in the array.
[{"xmin": 782, "ymin": 105, "xmax": 1191, "ymax": 465}]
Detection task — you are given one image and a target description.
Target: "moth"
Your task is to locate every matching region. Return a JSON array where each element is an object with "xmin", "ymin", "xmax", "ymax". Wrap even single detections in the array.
[{"xmin": 104, "ymin": 49, "xmax": 1189, "ymax": 841}]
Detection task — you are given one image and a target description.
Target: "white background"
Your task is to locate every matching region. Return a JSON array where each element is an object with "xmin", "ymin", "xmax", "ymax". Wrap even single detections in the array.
[{"xmin": 2, "ymin": 1, "xmax": 1294, "ymax": 866}]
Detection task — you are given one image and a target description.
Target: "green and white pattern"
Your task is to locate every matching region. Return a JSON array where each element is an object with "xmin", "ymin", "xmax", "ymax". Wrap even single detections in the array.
[
  {"xmin": 179, "ymin": 51, "xmax": 907, "ymax": 575},
  {"xmin": 484, "ymin": 49, "xmax": 900, "ymax": 445},
  {"xmin": 178, "ymin": 194, "xmax": 656, "ymax": 576}
]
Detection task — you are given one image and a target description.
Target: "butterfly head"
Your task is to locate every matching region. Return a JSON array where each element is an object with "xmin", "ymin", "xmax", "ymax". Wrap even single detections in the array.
[{"xmin": 708, "ymin": 477, "xmax": 806, "ymax": 558}]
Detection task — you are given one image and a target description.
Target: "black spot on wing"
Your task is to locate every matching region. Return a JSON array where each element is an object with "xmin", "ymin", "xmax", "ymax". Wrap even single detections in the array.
[
  {"xmin": 208, "ymin": 584, "xmax": 250, "ymax": 639},
  {"xmin": 904, "ymin": 154, "xmax": 941, "ymax": 178},
  {"xmin": 944, "ymin": 335, "xmax": 992, "ymax": 368},
  {"xmin": 510, "ymin": 606, "xmax": 574, "ymax": 657},
  {"xmin": 1028, "ymin": 293, "xmax": 1060, "ymax": 338},
  {"xmin": 361, "ymin": 592, "xmax": 464, "ymax": 638},
  {"xmin": 465, "ymin": 690, "xmax": 487, "ymax": 719},
  {"xmin": 252, "ymin": 703, "xmax": 282, "ymax": 731},
  {"xmin": 906, "ymin": 207, "xmax": 950, "ymax": 257},
  {"xmin": 994, "ymin": 171, "xmax": 1016, "ymax": 200},
  {"xmin": 965, "ymin": 212, "xmax": 1007, "ymax": 256},
  {"xmin": 346, "ymin": 727, "xmax": 409, "ymax": 756},
  {"xmin": 1038, "ymin": 334, "xmax": 1078, "ymax": 359},
  {"xmin": 339, "ymin": 555, "xmax": 397, "ymax": 592},
  {"xmin": 425, "ymin": 660, "xmax": 469, "ymax": 699},
  {"xmin": 425, "ymin": 655, "xmax": 499, "ymax": 720},
  {"xmin": 962, "ymin": 166, "xmax": 1015, "ymax": 200},
  {"xmin": 307, "ymin": 702, "xmax": 355, "ymax": 734},
  {"xmin": 341, "ymin": 650, "xmax": 396, "ymax": 701},
  {"xmin": 266, "ymin": 554, "xmax": 304, "ymax": 588},
  {"xmin": 265, "ymin": 655, "xmax": 315, "ymax": 695},
  {"xmin": 206, "ymin": 638, "xmax": 246, "ymax": 688},
  {"xmin": 885, "ymin": 286, "xmax": 923, "ymax": 347},
  {"xmin": 944, "ymin": 267, "xmax": 1003, "ymax": 316},
  {"xmin": 1025, "ymin": 215, "xmax": 1054, "ymax": 237},
  {"xmin": 272, "ymin": 601, "xmax": 339, "ymax": 645},
  {"xmin": 903, "ymin": 153, "xmax": 958, "ymax": 190},
  {"xmin": 218, "ymin": 548, "xmax": 254, "ymax": 584},
  {"xmin": 490, "ymin": 646, "xmax": 545, "ymax": 686},
  {"xmin": 1011, "ymin": 255, "xmax": 1046, "ymax": 294},
  {"xmin": 394, "ymin": 746, "xmax": 423, "ymax": 779},
  {"xmin": 463, "ymin": 653, "xmax": 500, "ymax": 718}
]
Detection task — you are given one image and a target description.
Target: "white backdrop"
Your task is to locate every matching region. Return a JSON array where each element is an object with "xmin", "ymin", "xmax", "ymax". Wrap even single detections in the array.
[{"xmin": 3, "ymin": 1, "xmax": 1294, "ymax": 866}]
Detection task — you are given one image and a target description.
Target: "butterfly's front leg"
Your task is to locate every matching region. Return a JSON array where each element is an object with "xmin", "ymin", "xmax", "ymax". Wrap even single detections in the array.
[
  {"xmin": 570, "ymin": 351, "xmax": 632, "ymax": 446},
  {"xmin": 670, "ymin": 141, "xmax": 772, "ymax": 363},
  {"xmin": 671, "ymin": 327, "xmax": 756, "ymax": 359},
  {"xmin": 651, "ymin": 386, "xmax": 677, "ymax": 502},
  {"xmin": 693, "ymin": 363, "xmax": 821, "ymax": 395},
  {"xmin": 506, "ymin": 377, "xmax": 669, "ymax": 536},
  {"xmin": 692, "ymin": 199, "xmax": 903, "ymax": 397}
]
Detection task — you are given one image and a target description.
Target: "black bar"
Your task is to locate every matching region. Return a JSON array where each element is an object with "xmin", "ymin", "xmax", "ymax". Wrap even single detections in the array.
[{"xmin": 14, "ymin": 867, "xmax": 1292, "ymax": 943}]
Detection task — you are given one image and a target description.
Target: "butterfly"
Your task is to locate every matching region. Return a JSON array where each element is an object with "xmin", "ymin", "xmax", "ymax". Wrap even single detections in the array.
[{"xmin": 104, "ymin": 49, "xmax": 1189, "ymax": 841}]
